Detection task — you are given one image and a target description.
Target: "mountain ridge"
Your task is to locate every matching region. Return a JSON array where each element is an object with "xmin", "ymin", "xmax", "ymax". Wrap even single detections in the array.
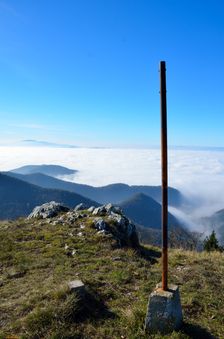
[
  {"xmin": 0, "ymin": 173, "xmax": 98, "ymax": 219},
  {"xmin": 6, "ymin": 170, "xmax": 182, "ymax": 206}
]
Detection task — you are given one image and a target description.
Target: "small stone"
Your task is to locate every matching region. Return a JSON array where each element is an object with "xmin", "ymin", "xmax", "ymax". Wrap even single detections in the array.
[
  {"xmin": 97, "ymin": 230, "xmax": 106, "ymax": 234},
  {"xmin": 7, "ymin": 270, "xmax": 26, "ymax": 279},
  {"xmin": 112, "ymin": 256, "xmax": 121, "ymax": 261}
]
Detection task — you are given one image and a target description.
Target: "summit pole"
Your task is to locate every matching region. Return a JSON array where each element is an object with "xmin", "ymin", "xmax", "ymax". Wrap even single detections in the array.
[
  {"xmin": 160, "ymin": 61, "xmax": 168, "ymax": 291},
  {"xmin": 145, "ymin": 62, "xmax": 183, "ymax": 333}
]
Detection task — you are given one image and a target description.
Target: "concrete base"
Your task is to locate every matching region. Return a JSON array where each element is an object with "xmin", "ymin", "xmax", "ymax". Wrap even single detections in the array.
[
  {"xmin": 145, "ymin": 283, "xmax": 183, "ymax": 334},
  {"xmin": 68, "ymin": 280, "xmax": 85, "ymax": 296}
]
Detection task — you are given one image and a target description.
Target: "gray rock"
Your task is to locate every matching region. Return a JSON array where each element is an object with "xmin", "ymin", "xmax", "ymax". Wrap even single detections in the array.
[
  {"xmin": 87, "ymin": 206, "xmax": 95, "ymax": 213},
  {"xmin": 52, "ymin": 220, "xmax": 60, "ymax": 226},
  {"xmin": 7, "ymin": 270, "xmax": 26, "ymax": 279},
  {"xmin": 57, "ymin": 216, "xmax": 65, "ymax": 223},
  {"xmin": 27, "ymin": 201, "xmax": 69, "ymax": 219},
  {"xmin": 92, "ymin": 204, "xmax": 122, "ymax": 216},
  {"xmin": 74, "ymin": 203, "xmax": 88, "ymax": 211},
  {"xmin": 108, "ymin": 213, "xmax": 139, "ymax": 248},
  {"xmin": 110, "ymin": 214, "xmax": 127, "ymax": 227},
  {"xmin": 104, "ymin": 203, "xmax": 113, "ymax": 212},
  {"xmin": 97, "ymin": 230, "xmax": 106, "ymax": 234},
  {"xmin": 92, "ymin": 206, "xmax": 107, "ymax": 216},
  {"xmin": 105, "ymin": 203, "xmax": 122, "ymax": 215},
  {"xmin": 94, "ymin": 218, "xmax": 108, "ymax": 231}
]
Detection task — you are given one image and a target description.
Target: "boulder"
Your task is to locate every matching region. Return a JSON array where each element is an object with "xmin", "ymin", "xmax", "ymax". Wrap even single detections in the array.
[
  {"xmin": 104, "ymin": 203, "xmax": 122, "ymax": 215},
  {"xmin": 94, "ymin": 218, "xmax": 108, "ymax": 231},
  {"xmin": 87, "ymin": 206, "xmax": 95, "ymax": 213},
  {"xmin": 74, "ymin": 203, "xmax": 88, "ymax": 211},
  {"xmin": 109, "ymin": 213, "xmax": 139, "ymax": 248},
  {"xmin": 27, "ymin": 201, "xmax": 69, "ymax": 219},
  {"xmin": 92, "ymin": 204, "xmax": 122, "ymax": 216},
  {"xmin": 92, "ymin": 206, "xmax": 107, "ymax": 216}
]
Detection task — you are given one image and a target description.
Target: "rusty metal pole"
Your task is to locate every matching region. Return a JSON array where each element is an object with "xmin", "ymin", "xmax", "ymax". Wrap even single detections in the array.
[{"xmin": 160, "ymin": 61, "xmax": 168, "ymax": 291}]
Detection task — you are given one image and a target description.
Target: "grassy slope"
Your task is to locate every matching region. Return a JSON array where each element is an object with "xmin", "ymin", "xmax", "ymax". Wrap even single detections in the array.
[{"xmin": 0, "ymin": 212, "xmax": 223, "ymax": 339}]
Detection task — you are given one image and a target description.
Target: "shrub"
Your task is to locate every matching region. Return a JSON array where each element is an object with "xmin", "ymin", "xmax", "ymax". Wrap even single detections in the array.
[{"xmin": 203, "ymin": 230, "xmax": 223, "ymax": 252}]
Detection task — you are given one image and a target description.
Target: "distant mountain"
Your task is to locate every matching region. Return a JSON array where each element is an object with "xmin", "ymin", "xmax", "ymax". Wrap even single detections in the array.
[
  {"xmin": 0, "ymin": 173, "xmax": 98, "ymax": 220},
  {"xmin": 6, "ymin": 171, "xmax": 182, "ymax": 207},
  {"xmin": 201, "ymin": 209, "xmax": 224, "ymax": 245},
  {"xmin": 11, "ymin": 165, "xmax": 77, "ymax": 177},
  {"xmin": 0, "ymin": 172, "xmax": 195, "ymax": 247},
  {"xmin": 18, "ymin": 140, "xmax": 78, "ymax": 148},
  {"xmin": 119, "ymin": 193, "xmax": 179, "ymax": 229}
]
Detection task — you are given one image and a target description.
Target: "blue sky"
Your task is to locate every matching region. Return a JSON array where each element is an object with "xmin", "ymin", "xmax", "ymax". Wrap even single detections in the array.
[{"xmin": 0, "ymin": 0, "xmax": 224, "ymax": 147}]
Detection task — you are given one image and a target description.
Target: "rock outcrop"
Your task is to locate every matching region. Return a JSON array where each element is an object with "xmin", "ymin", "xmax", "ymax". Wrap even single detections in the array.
[
  {"xmin": 28, "ymin": 202, "xmax": 139, "ymax": 248},
  {"xmin": 91, "ymin": 203, "xmax": 139, "ymax": 248},
  {"xmin": 27, "ymin": 201, "xmax": 69, "ymax": 219}
]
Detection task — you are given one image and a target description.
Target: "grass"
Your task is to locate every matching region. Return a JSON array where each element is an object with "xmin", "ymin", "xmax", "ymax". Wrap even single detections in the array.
[{"xmin": 0, "ymin": 211, "xmax": 223, "ymax": 338}]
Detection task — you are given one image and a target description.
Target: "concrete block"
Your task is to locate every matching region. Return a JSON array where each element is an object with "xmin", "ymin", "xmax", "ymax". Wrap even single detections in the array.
[
  {"xmin": 68, "ymin": 280, "xmax": 85, "ymax": 296},
  {"xmin": 145, "ymin": 283, "xmax": 183, "ymax": 334}
]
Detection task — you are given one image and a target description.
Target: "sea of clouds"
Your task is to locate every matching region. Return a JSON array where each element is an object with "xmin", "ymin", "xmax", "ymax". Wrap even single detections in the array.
[{"xmin": 2, "ymin": 146, "xmax": 224, "ymax": 230}]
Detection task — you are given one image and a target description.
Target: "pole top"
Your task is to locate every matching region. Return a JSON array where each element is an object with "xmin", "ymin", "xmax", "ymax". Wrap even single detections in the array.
[{"xmin": 160, "ymin": 61, "xmax": 166, "ymax": 70}]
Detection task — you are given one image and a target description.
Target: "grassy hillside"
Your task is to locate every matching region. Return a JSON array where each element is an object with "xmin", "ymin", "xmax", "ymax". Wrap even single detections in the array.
[{"xmin": 0, "ymin": 211, "xmax": 223, "ymax": 338}]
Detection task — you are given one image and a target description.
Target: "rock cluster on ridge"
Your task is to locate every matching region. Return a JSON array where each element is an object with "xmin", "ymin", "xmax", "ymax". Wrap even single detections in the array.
[{"xmin": 28, "ymin": 201, "xmax": 139, "ymax": 248}]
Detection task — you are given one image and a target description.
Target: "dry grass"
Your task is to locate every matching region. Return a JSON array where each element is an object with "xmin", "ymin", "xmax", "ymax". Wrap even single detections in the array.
[{"xmin": 0, "ymin": 213, "xmax": 223, "ymax": 338}]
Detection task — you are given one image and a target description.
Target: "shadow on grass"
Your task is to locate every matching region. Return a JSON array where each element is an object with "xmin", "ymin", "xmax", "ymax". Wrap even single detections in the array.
[
  {"xmin": 76, "ymin": 288, "xmax": 116, "ymax": 323},
  {"xmin": 138, "ymin": 245, "xmax": 161, "ymax": 264},
  {"xmin": 181, "ymin": 322, "xmax": 215, "ymax": 339}
]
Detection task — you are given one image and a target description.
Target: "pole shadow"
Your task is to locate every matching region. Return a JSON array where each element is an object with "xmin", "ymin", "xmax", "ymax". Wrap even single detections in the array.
[{"xmin": 181, "ymin": 322, "xmax": 216, "ymax": 339}]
